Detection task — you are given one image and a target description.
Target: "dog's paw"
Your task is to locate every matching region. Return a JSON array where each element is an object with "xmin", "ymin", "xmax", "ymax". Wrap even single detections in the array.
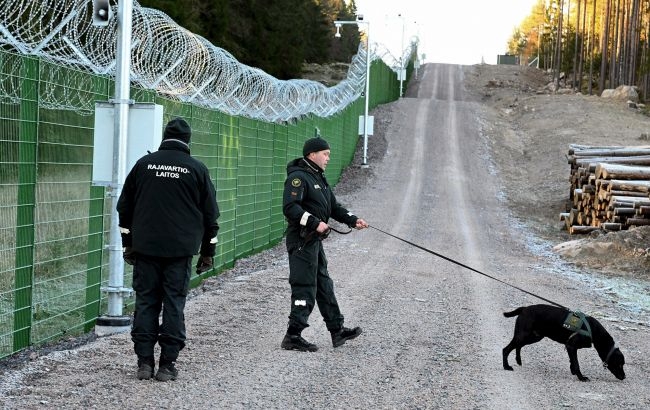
[
  {"xmin": 504, "ymin": 365, "xmax": 514, "ymax": 371},
  {"xmin": 516, "ymin": 358, "xmax": 522, "ymax": 366},
  {"xmin": 578, "ymin": 375, "xmax": 590, "ymax": 382}
]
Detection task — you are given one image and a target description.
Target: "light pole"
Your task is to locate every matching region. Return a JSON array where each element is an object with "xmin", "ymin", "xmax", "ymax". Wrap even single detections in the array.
[
  {"xmin": 334, "ymin": 16, "xmax": 371, "ymax": 167},
  {"xmin": 398, "ymin": 14, "xmax": 405, "ymax": 97}
]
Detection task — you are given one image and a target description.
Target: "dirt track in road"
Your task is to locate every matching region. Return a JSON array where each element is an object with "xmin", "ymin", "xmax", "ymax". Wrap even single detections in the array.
[{"xmin": 1, "ymin": 64, "xmax": 649, "ymax": 409}]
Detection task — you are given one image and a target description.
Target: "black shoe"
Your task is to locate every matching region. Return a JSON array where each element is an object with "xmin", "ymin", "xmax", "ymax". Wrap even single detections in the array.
[
  {"xmin": 136, "ymin": 363, "xmax": 154, "ymax": 380},
  {"xmin": 331, "ymin": 326, "xmax": 362, "ymax": 347},
  {"xmin": 136, "ymin": 356, "xmax": 155, "ymax": 380},
  {"xmin": 281, "ymin": 334, "xmax": 318, "ymax": 352},
  {"xmin": 155, "ymin": 362, "xmax": 178, "ymax": 381}
]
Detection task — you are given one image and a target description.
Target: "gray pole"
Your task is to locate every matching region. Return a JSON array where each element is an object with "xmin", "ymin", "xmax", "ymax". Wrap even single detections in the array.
[
  {"xmin": 399, "ymin": 15, "xmax": 405, "ymax": 98},
  {"xmin": 362, "ymin": 22, "xmax": 370, "ymax": 167},
  {"xmin": 334, "ymin": 19, "xmax": 371, "ymax": 167},
  {"xmin": 96, "ymin": 0, "xmax": 134, "ymax": 334}
]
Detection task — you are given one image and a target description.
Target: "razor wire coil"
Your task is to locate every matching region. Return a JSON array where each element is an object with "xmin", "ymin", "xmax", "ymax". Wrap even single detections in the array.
[{"xmin": 0, "ymin": 0, "xmax": 415, "ymax": 122}]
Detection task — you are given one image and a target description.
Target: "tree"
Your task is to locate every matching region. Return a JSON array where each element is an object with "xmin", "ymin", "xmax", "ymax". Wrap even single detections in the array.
[{"xmin": 137, "ymin": 0, "xmax": 353, "ymax": 79}]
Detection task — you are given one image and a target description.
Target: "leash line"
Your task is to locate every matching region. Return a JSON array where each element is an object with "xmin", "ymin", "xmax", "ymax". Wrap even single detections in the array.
[{"xmin": 369, "ymin": 225, "xmax": 567, "ymax": 309}]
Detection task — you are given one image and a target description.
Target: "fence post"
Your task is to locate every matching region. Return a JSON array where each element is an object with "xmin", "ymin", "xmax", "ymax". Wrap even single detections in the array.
[{"xmin": 13, "ymin": 55, "xmax": 38, "ymax": 352}]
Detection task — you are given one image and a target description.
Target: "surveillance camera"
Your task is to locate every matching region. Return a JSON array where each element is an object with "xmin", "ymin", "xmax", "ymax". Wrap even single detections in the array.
[{"xmin": 356, "ymin": 14, "xmax": 364, "ymax": 21}]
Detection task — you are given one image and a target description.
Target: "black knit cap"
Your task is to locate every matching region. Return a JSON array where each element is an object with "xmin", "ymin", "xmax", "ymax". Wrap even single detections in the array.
[
  {"xmin": 302, "ymin": 137, "xmax": 330, "ymax": 157},
  {"xmin": 163, "ymin": 117, "xmax": 192, "ymax": 144}
]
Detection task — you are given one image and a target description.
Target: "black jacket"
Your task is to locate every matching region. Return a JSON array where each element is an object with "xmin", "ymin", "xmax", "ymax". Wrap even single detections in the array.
[
  {"xmin": 283, "ymin": 157, "xmax": 357, "ymax": 241},
  {"xmin": 117, "ymin": 140, "xmax": 220, "ymax": 257}
]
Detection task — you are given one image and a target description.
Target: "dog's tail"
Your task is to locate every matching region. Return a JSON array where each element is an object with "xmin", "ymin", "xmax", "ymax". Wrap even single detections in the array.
[{"xmin": 503, "ymin": 307, "xmax": 524, "ymax": 318}]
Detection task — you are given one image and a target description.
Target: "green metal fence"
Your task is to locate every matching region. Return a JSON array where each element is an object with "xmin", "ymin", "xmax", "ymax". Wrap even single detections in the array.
[{"xmin": 0, "ymin": 49, "xmax": 402, "ymax": 359}]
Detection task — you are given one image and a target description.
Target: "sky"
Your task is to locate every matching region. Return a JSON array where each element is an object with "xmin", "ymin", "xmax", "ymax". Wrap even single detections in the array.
[{"xmin": 354, "ymin": 0, "xmax": 539, "ymax": 65}]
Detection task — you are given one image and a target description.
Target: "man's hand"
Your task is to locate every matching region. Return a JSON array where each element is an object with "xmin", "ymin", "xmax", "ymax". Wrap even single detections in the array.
[
  {"xmin": 316, "ymin": 221, "xmax": 329, "ymax": 233},
  {"xmin": 196, "ymin": 255, "xmax": 213, "ymax": 274},
  {"xmin": 123, "ymin": 247, "xmax": 136, "ymax": 265},
  {"xmin": 355, "ymin": 218, "xmax": 369, "ymax": 229}
]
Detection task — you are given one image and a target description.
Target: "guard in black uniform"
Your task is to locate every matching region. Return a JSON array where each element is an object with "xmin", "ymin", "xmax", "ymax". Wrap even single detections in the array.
[
  {"xmin": 281, "ymin": 136, "xmax": 369, "ymax": 352},
  {"xmin": 117, "ymin": 117, "xmax": 220, "ymax": 381}
]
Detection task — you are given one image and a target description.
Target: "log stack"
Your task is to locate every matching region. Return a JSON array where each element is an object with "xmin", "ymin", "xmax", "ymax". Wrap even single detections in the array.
[{"xmin": 563, "ymin": 144, "xmax": 650, "ymax": 234}]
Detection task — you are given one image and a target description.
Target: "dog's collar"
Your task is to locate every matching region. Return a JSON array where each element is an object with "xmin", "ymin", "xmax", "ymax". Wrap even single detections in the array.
[{"xmin": 603, "ymin": 345, "xmax": 619, "ymax": 368}]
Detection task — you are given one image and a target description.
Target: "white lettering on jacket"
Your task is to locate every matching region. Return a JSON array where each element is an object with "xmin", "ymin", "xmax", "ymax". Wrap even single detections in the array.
[{"xmin": 147, "ymin": 164, "xmax": 190, "ymax": 173}]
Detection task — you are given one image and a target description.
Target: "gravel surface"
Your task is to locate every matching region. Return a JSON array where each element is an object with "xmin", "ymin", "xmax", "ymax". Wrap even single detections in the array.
[{"xmin": 1, "ymin": 63, "xmax": 649, "ymax": 409}]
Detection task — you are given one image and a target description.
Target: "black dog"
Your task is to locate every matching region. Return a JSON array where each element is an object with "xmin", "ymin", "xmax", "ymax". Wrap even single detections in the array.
[{"xmin": 502, "ymin": 304, "xmax": 625, "ymax": 381}]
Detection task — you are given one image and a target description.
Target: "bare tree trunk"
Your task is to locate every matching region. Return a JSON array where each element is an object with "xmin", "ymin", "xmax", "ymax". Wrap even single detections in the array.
[
  {"xmin": 555, "ymin": 0, "xmax": 565, "ymax": 88},
  {"xmin": 619, "ymin": 0, "xmax": 627, "ymax": 86},
  {"xmin": 642, "ymin": 2, "xmax": 650, "ymax": 98},
  {"xmin": 610, "ymin": 0, "xmax": 620, "ymax": 88},
  {"xmin": 579, "ymin": 0, "xmax": 588, "ymax": 90},
  {"xmin": 589, "ymin": 0, "xmax": 598, "ymax": 95},
  {"xmin": 599, "ymin": 0, "xmax": 612, "ymax": 93},
  {"xmin": 574, "ymin": 0, "xmax": 582, "ymax": 88},
  {"xmin": 628, "ymin": 0, "xmax": 640, "ymax": 85}
]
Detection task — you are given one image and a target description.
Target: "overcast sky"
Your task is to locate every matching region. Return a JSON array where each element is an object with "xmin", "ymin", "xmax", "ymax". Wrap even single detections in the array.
[{"xmin": 353, "ymin": 0, "xmax": 539, "ymax": 65}]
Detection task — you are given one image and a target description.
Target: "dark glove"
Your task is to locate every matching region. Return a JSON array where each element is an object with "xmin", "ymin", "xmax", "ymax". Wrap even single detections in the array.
[
  {"xmin": 123, "ymin": 247, "xmax": 136, "ymax": 265},
  {"xmin": 196, "ymin": 255, "xmax": 213, "ymax": 274}
]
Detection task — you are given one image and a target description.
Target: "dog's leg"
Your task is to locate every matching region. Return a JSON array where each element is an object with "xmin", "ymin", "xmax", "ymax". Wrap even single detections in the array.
[
  {"xmin": 502, "ymin": 341, "xmax": 516, "ymax": 371},
  {"xmin": 507, "ymin": 334, "xmax": 543, "ymax": 369},
  {"xmin": 566, "ymin": 345, "xmax": 589, "ymax": 381}
]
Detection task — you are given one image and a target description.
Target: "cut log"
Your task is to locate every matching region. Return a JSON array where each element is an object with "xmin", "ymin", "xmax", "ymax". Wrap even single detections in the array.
[
  {"xmin": 570, "ymin": 146, "xmax": 650, "ymax": 157},
  {"xmin": 568, "ymin": 208, "xmax": 580, "ymax": 226},
  {"xmin": 613, "ymin": 207, "xmax": 637, "ymax": 215},
  {"xmin": 595, "ymin": 163, "xmax": 650, "ymax": 180},
  {"xmin": 610, "ymin": 195, "xmax": 650, "ymax": 205},
  {"xmin": 573, "ymin": 155, "xmax": 650, "ymax": 167},
  {"xmin": 602, "ymin": 222, "xmax": 622, "ymax": 231},
  {"xmin": 608, "ymin": 190, "xmax": 648, "ymax": 197},
  {"xmin": 569, "ymin": 225, "xmax": 601, "ymax": 234},
  {"xmin": 569, "ymin": 144, "xmax": 650, "ymax": 153},
  {"xmin": 626, "ymin": 218, "xmax": 650, "ymax": 226},
  {"xmin": 637, "ymin": 206, "xmax": 650, "ymax": 215},
  {"xmin": 606, "ymin": 179, "xmax": 650, "ymax": 193}
]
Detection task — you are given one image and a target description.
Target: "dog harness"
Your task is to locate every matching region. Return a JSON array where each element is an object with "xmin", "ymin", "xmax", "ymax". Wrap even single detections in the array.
[{"xmin": 563, "ymin": 311, "xmax": 592, "ymax": 343}]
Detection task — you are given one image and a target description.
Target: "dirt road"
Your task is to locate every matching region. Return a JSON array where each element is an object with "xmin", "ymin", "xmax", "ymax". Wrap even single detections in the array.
[{"xmin": 1, "ymin": 64, "xmax": 649, "ymax": 409}]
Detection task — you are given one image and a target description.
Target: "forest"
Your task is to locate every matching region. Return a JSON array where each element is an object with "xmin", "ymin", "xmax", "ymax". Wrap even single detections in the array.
[
  {"xmin": 508, "ymin": 0, "xmax": 650, "ymax": 99},
  {"xmin": 135, "ymin": 0, "xmax": 363, "ymax": 79}
]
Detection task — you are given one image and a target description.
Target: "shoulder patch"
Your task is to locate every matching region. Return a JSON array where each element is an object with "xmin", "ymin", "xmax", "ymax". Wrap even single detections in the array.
[{"xmin": 291, "ymin": 178, "xmax": 302, "ymax": 187}]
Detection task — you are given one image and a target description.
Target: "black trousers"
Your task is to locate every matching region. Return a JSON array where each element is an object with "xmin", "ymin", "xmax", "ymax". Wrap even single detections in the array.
[
  {"xmin": 131, "ymin": 254, "xmax": 191, "ymax": 362},
  {"xmin": 287, "ymin": 238, "xmax": 344, "ymax": 332}
]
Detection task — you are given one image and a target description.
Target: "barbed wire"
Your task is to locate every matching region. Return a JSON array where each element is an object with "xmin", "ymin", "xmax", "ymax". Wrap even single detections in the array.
[{"xmin": 0, "ymin": 0, "xmax": 403, "ymax": 122}]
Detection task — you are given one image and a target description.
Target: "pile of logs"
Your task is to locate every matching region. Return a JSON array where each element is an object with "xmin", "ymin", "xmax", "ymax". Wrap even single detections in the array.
[{"xmin": 563, "ymin": 144, "xmax": 650, "ymax": 234}]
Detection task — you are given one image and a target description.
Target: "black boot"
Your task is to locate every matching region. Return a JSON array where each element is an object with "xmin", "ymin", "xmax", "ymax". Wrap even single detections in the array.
[
  {"xmin": 331, "ymin": 326, "xmax": 362, "ymax": 347},
  {"xmin": 136, "ymin": 356, "xmax": 155, "ymax": 380},
  {"xmin": 155, "ymin": 357, "xmax": 178, "ymax": 381},
  {"xmin": 281, "ymin": 334, "xmax": 318, "ymax": 352}
]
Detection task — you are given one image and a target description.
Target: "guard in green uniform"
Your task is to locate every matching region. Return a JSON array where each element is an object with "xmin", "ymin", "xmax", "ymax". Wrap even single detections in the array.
[{"xmin": 280, "ymin": 136, "xmax": 369, "ymax": 352}]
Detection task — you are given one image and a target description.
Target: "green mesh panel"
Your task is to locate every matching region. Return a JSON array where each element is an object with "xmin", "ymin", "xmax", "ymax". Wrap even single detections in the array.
[{"xmin": 0, "ymin": 49, "xmax": 401, "ymax": 359}]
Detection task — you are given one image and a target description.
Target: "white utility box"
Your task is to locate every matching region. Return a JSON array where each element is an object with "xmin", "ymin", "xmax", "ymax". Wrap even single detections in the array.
[
  {"xmin": 92, "ymin": 102, "xmax": 164, "ymax": 186},
  {"xmin": 358, "ymin": 115, "xmax": 374, "ymax": 136}
]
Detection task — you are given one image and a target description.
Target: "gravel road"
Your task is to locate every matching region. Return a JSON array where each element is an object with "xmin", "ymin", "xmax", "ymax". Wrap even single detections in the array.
[{"xmin": 1, "ymin": 63, "xmax": 649, "ymax": 409}]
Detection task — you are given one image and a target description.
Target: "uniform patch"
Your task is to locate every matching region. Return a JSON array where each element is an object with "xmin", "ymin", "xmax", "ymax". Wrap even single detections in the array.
[{"xmin": 291, "ymin": 178, "xmax": 301, "ymax": 187}]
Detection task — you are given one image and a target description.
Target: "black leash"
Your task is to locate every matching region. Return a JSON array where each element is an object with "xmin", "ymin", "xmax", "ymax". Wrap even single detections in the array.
[
  {"xmin": 328, "ymin": 225, "xmax": 353, "ymax": 235},
  {"xmin": 369, "ymin": 225, "xmax": 567, "ymax": 309}
]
